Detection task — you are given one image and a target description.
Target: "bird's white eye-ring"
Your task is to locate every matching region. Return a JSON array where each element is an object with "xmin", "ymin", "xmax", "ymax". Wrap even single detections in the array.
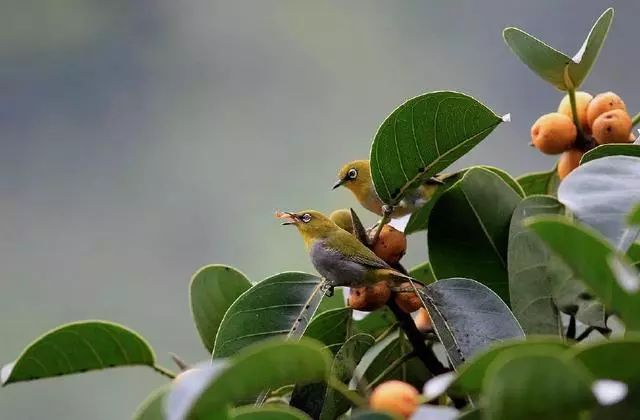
[
  {"xmin": 301, "ymin": 213, "xmax": 312, "ymax": 223},
  {"xmin": 347, "ymin": 168, "xmax": 358, "ymax": 179}
]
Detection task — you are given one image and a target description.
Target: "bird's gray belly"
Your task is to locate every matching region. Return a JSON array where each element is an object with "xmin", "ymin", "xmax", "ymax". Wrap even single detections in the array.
[{"xmin": 310, "ymin": 241, "xmax": 366, "ymax": 287}]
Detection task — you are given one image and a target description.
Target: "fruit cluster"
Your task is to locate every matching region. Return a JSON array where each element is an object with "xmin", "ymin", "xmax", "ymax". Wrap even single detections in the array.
[
  {"xmin": 530, "ymin": 91, "xmax": 634, "ymax": 179},
  {"xmin": 329, "ymin": 209, "xmax": 432, "ymax": 332}
]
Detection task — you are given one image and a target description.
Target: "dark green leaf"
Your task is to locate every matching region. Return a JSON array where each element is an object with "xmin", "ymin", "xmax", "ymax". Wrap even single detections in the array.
[
  {"xmin": 483, "ymin": 352, "xmax": 595, "ymax": 420},
  {"xmin": 361, "ymin": 332, "xmax": 430, "ymax": 390},
  {"xmin": 508, "ymin": 195, "xmax": 564, "ymax": 335},
  {"xmin": 581, "ymin": 144, "xmax": 640, "ymax": 164},
  {"xmin": 353, "ymin": 308, "xmax": 397, "ymax": 339},
  {"xmin": 190, "ymin": 265, "xmax": 252, "ymax": 352},
  {"xmin": 409, "ymin": 262, "xmax": 437, "ymax": 285},
  {"xmin": 370, "ymin": 91, "xmax": 503, "ymax": 205},
  {"xmin": 516, "ymin": 167, "xmax": 559, "ymax": 197},
  {"xmin": 526, "ymin": 216, "xmax": 640, "ymax": 331},
  {"xmin": 428, "ymin": 168, "xmax": 521, "ymax": 303},
  {"xmin": 404, "ymin": 166, "xmax": 523, "ymax": 235},
  {"xmin": 132, "ymin": 386, "xmax": 168, "ymax": 420},
  {"xmin": 570, "ymin": 337, "xmax": 640, "ymax": 384},
  {"xmin": 168, "ymin": 339, "xmax": 331, "ymax": 420},
  {"xmin": 304, "ymin": 308, "xmax": 352, "ymax": 354},
  {"xmin": 1, "ymin": 321, "xmax": 155, "ymax": 385},
  {"xmin": 230, "ymin": 405, "xmax": 310, "ymax": 420},
  {"xmin": 420, "ymin": 278, "xmax": 524, "ymax": 368},
  {"xmin": 317, "ymin": 290, "xmax": 347, "ymax": 314},
  {"xmin": 350, "ymin": 410, "xmax": 399, "ymax": 420},
  {"xmin": 503, "ymin": 8, "xmax": 613, "ymax": 90},
  {"xmin": 627, "ymin": 242, "xmax": 640, "ymax": 268},
  {"xmin": 450, "ymin": 338, "xmax": 567, "ymax": 395},
  {"xmin": 213, "ymin": 272, "xmax": 324, "ymax": 357},
  {"xmin": 558, "ymin": 156, "xmax": 640, "ymax": 251},
  {"xmin": 291, "ymin": 334, "xmax": 374, "ymax": 420}
]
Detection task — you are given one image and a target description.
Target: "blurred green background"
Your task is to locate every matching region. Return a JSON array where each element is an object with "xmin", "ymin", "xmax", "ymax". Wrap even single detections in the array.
[{"xmin": 2, "ymin": 1, "xmax": 639, "ymax": 418}]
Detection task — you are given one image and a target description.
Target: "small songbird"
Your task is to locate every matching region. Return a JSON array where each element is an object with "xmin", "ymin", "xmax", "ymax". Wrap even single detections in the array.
[
  {"xmin": 333, "ymin": 160, "xmax": 442, "ymax": 217},
  {"xmin": 276, "ymin": 210, "xmax": 418, "ymax": 291}
]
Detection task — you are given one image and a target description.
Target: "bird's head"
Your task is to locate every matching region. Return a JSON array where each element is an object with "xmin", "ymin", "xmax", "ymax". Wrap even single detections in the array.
[
  {"xmin": 276, "ymin": 210, "xmax": 336, "ymax": 246},
  {"xmin": 333, "ymin": 160, "xmax": 373, "ymax": 198}
]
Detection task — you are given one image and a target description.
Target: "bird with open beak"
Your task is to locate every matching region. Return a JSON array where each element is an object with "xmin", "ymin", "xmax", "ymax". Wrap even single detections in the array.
[{"xmin": 276, "ymin": 210, "xmax": 420, "ymax": 296}]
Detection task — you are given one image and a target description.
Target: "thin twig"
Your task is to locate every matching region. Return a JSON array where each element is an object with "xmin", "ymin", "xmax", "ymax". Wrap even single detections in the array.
[
  {"xmin": 169, "ymin": 353, "xmax": 190, "ymax": 371},
  {"xmin": 566, "ymin": 315, "xmax": 576, "ymax": 340},
  {"xmin": 152, "ymin": 364, "xmax": 177, "ymax": 379},
  {"xmin": 327, "ymin": 376, "xmax": 368, "ymax": 408},
  {"xmin": 374, "ymin": 322, "xmax": 399, "ymax": 344},
  {"xmin": 576, "ymin": 326, "xmax": 595, "ymax": 342},
  {"xmin": 371, "ymin": 206, "xmax": 394, "ymax": 245},
  {"xmin": 632, "ymin": 111, "xmax": 640, "ymax": 129}
]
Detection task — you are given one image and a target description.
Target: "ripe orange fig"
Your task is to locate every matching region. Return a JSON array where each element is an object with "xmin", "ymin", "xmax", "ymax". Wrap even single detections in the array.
[
  {"xmin": 415, "ymin": 308, "xmax": 433, "ymax": 332},
  {"xmin": 348, "ymin": 281, "xmax": 391, "ymax": 312},
  {"xmin": 591, "ymin": 109, "xmax": 632, "ymax": 145},
  {"xmin": 558, "ymin": 91, "xmax": 592, "ymax": 131},
  {"xmin": 586, "ymin": 91, "xmax": 626, "ymax": 128},
  {"xmin": 369, "ymin": 224, "xmax": 407, "ymax": 264},
  {"xmin": 329, "ymin": 208, "xmax": 354, "ymax": 233},
  {"xmin": 557, "ymin": 149, "xmax": 584, "ymax": 180},
  {"xmin": 394, "ymin": 284, "xmax": 423, "ymax": 313},
  {"xmin": 370, "ymin": 380, "xmax": 420, "ymax": 419},
  {"xmin": 530, "ymin": 113, "xmax": 577, "ymax": 154}
]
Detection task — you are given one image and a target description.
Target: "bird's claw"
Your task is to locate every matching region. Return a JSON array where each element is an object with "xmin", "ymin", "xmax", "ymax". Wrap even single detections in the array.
[{"xmin": 321, "ymin": 282, "xmax": 335, "ymax": 297}]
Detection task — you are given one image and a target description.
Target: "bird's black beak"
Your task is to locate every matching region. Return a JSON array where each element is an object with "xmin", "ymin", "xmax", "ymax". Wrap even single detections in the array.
[{"xmin": 332, "ymin": 179, "xmax": 345, "ymax": 190}]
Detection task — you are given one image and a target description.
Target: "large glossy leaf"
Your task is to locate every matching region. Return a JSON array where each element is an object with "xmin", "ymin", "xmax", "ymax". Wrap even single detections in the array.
[
  {"xmin": 304, "ymin": 308, "xmax": 351, "ymax": 353},
  {"xmin": 1, "ymin": 321, "xmax": 155, "ymax": 385},
  {"xmin": 419, "ymin": 278, "xmax": 524, "ymax": 368},
  {"xmin": 409, "ymin": 262, "xmax": 436, "ymax": 285},
  {"xmin": 230, "ymin": 406, "xmax": 310, "ymax": 420},
  {"xmin": 581, "ymin": 144, "xmax": 640, "ymax": 164},
  {"xmin": 405, "ymin": 166, "xmax": 523, "ymax": 234},
  {"xmin": 213, "ymin": 272, "xmax": 324, "ymax": 357},
  {"xmin": 290, "ymin": 334, "xmax": 374, "ymax": 420},
  {"xmin": 570, "ymin": 338, "xmax": 640, "ymax": 384},
  {"xmin": 558, "ymin": 156, "xmax": 640, "ymax": 251},
  {"xmin": 369, "ymin": 91, "xmax": 503, "ymax": 205},
  {"xmin": 428, "ymin": 168, "xmax": 521, "ymax": 303},
  {"xmin": 527, "ymin": 217, "xmax": 640, "ymax": 331},
  {"xmin": 132, "ymin": 386, "xmax": 168, "ymax": 420},
  {"xmin": 508, "ymin": 196, "xmax": 564, "ymax": 335},
  {"xmin": 516, "ymin": 167, "xmax": 560, "ymax": 197},
  {"xmin": 167, "ymin": 339, "xmax": 330, "ymax": 420},
  {"xmin": 190, "ymin": 265, "xmax": 252, "ymax": 353},
  {"xmin": 362, "ymin": 332, "xmax": 430, "ymax": 390},
  {"xmin": 503, "ymin": 8, "xmax": 613, "ymax": 90},
  {"xmin": 483, "ymin": 352, "xmax": 595, "ymax": 420},
  {"xmin": 352, "ymin": 308, "xmax": 396, "ymax": 339},
  {"xmin": 450, "ymin": 338, "xmax": 567, "ymax": 395}
]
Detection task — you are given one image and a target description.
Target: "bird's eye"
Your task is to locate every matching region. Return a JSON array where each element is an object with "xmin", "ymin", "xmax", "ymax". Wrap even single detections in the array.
[
  {"xmin": 301, "ymin": 213, "xmax": 312, "ymax": 223},
  {"xmin": 347, "ymin": 168, "xmax": 358, "ymax": 179}
]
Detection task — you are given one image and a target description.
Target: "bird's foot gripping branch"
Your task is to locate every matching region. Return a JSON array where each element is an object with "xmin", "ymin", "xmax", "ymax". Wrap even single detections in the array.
[{"xmin": 6, "ymin": 6, "xmax": 640, "ymax": 420}]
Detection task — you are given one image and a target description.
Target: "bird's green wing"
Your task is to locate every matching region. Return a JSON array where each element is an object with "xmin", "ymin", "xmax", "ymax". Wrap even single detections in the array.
[{"xmin": 324, "ymin": 230, "xmax": 390, "ymax": 269}]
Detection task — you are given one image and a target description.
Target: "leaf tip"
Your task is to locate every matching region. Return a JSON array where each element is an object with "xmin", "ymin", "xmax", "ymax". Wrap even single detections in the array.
[{"xmin": 501, "ymin": 113, "xmax": 511, "ymax": 123}]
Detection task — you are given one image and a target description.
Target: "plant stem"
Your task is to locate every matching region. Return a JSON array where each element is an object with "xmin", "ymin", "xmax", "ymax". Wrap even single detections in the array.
[
  {"xmin": 372, "ymin": 206, "xmax": 394, "ymax": 245},
  {"xmin": 386, "ymin": 299, "xmax": 447, "ymax": 375},
  {"xmin": 169, "ymin": 353, "xmax": 190, "ymax": 371},
  {"xmin": 632, "ymin": 111, "xmax": 640, "ymax": 129},
  {"xmin": 575, "ymin": 326, "xmax": 595, "ymax": 342},
  {"xmin": 328, "ymin": 376, "xmax": 368, "ymax": 408},
  {"xmin": 152, "ymin": 364, "xmax": 177, "ymax": 379},
  {"xmin": 367, "ymin": 351, "xmax": 415, "ymax": 390},
  {"xmin": 568, "ymin": 88, "xmax": 586, "ymax": 139},
  {"xmin": 566, "ymin": 315, "xmax": 576, "ymax": 340},
  {"xmin": 374, "ymin": 322, "xmax": 399, "ymax": 344}
]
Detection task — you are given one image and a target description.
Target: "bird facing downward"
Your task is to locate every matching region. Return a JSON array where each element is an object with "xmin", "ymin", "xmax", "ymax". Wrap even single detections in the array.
[
  {"xmin": 333, "ymin": 160, "xmax": 441, "ymax": 217},
  {"xmin": 276, "ymin": 210, "xmax": 417, "ymax": 290}
]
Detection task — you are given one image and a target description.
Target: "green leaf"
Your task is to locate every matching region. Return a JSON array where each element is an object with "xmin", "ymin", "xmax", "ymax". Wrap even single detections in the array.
[
  {"xmin": 361, "ymin": 332, "xmax": 430, "ymax": 390},
  {"xmin": 428, "ymin": 168, "xmax": 521, "ymax": 303},
  {"xmin": 420, "ymin": 278, "xmax": 524, "ymax": 368},
  {"xmin": 404, "ymin": 166, "xmax": 523, "ymax": 235},
  {"xmin": 450, "ymin": 338, "xmax": 567, "ymax": 395},
  {"xmin": 570, "ymin": 338, "xmax": 640, "ymax": 385},
  {"xmin": 290, "ymin": 334, "xmax": 374, "ymax": 420},
  {"xmin": 409, "ymin": 261, "xmax": 436, "ymax": 285},
  {"xmin": 508, "ymin": 195, "xmax": 564, "ymax": 335},
  {"xmin": 628, "ymin": 204, "xmax": 640, "ymax": 226},
  {"xmin": 627, "ymin": 242, "xmax": 640, "ymax": 267},
  {"xmin": 369, "ymin": 91, "xmax": 503, "ymax": 205},
  {"xmin": 213, "ymin": 272, "xmax": 324, "ymax": 358},
  {"xmin": 132, "ymin": 386, "xmax": 168, "ymax": 420},
  {"xmin": 526, "ymin": 216, "xmax": 640, "ymax": 331},
  {"xmin": 1, "ymin": 321, "xmax": 155, "ymax": 385},
  {"xmin": 168, "ymin": 338, "xmax": 331, "ymax": 420},
  {"xmin": 352, "ymin": 308, "xmax": 396, "ymax": 339},
  {"xmin": 190, "ymin": 265, "xmax": 252, "ymax": 353},
  {"xmin": 317, "ymin": 289, "xmax": 347, "ymax": 314},
  {"xmin": 230, "ymin": 405, "xmax": 310, "ymax": 420},
  {"xmin": 350, "ymin": 410, "xmax": 399, "ymax": 420},
  {"xmin": 304, "ymin": 308, "xmax": 352, "ymax": 354},
  {"xmin": 558, "ymin": 156, "xmax": 640, "ymax": 251},
  {"xmin": 483, "ymin": 352, "xmax": 595, "ymax": 420},
  {"xmin": 516, "ymin": 167, "xmax": 560, "ymax": 197},
  {"xmin": 503, "ymin": 8, "xmax": 614, "ymax": 90},
  {"xmin": 581, "ymin": 144, "xmax": 640, "ymax": 164}
]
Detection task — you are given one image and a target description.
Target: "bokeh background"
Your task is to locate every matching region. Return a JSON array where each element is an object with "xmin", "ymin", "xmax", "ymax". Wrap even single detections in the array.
[{"xmin": 2, "ymin": 1, "xmax": 639, "ymax": 418}]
